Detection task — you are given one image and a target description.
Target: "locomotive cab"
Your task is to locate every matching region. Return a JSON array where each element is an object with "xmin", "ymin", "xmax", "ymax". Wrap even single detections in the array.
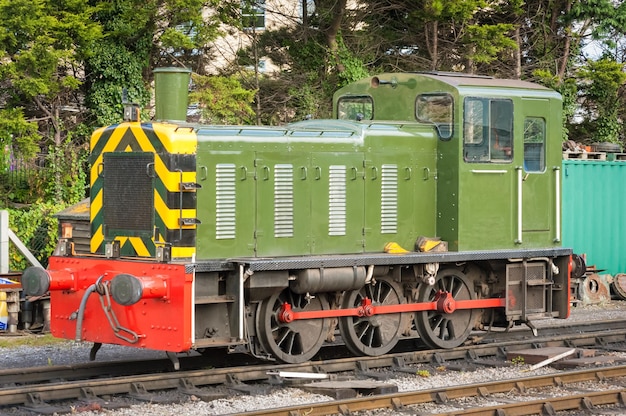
[
  {"xmin": 334, "ymin": 72, "xmax": 563, "ymax": 251},
  {"xmin": 334, "ymin": 72, "xmax": 570, "ymax": 330}
]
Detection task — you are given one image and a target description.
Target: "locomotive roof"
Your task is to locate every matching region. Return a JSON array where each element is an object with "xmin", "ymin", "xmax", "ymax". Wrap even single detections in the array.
[
  {"xmin": 417, "ymin": 72, "xmax": 552, "ymax": 90},
  {"xmin": 353, "ymin": 72, "xmax": 555, "ymax": 94},
  {"xmin": 194, "ymin": 119, "xmax": 426, "ymax": 139}
]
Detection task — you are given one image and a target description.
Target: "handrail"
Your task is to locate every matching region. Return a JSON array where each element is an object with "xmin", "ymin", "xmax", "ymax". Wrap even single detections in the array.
[
  {"xmin": 554, "ymin": 166, "xmax": 561, "ymax": 242},
  {"xmin": 470, "ymin": 169, "xmax": 507, "ymax": 174},
  {"xmin": 516, "ymin": 167, "xmax": 523, "ymax": 244}
]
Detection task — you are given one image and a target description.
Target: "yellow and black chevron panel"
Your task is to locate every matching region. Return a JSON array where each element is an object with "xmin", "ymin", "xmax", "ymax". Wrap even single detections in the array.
[{"xmin": 89, "ymin": 122, "xmax": 198, "ymax": 259}]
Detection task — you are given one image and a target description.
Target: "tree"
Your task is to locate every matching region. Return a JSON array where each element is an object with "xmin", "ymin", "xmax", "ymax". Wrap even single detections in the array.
[
  {"xmin": 229, "ymin": 0, "xmax": 370, "ymax": 123},
  {"xmin": 575, "ymin": 58, "xmax": 626, "ymax": 144},
  {"xmin": 0, "ymin": 0, "xmax": 101, "ymax": 204},
  {"xmin": 0, "ymin": 109, "xmax": 40, "ymax": 171},
  {"xmin": 85, "ymin": 0, "xmax": 234, "ymax": 125},
  {"xmin": 189, "ymin": 74, "xmax": 256, "ymax": 124}
]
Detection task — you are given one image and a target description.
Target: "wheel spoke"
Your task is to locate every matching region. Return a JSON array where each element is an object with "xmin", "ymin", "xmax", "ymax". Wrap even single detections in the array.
[
  {"xmin": 430, "ymin": 314, "xmax": 444, "ymax": 333},
  {"xmin": 437, "ymin": 319, "xmax": 447, "ymax": 339},
  {"xmin": 355, "ymin": 321, "xmax": 368, "ymax": 339},
  {"xmin": 378, "ymin": 286, "xmax": 393, "ymax": 304},
  {"xmin": 360, "ymin": 325, "xmax": 374, "ymax": 346},
  {"xmin": 451, "ymin": 279, "xmax": 464, "ymax": 298},
  {"xmin": 275, "ymin": 328, "xmax": 291, "ymax": 350},
  {"xmin": 446, "ymin": 319, "xmax": 456, "ymax": 340}
]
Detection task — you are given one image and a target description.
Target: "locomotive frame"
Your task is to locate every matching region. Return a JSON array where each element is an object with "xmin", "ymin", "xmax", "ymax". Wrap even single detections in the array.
[{"xmin": 22, "ymin": 69, "xmax": 571, "ymax": 364}]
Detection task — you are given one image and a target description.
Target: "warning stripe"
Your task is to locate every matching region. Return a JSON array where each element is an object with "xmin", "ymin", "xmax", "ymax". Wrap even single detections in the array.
[{"xmin": 90, "ymin": 122, "xmax": 197, "ymax": 258}]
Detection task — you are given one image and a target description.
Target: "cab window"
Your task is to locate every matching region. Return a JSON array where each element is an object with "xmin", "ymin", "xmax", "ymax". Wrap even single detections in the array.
[
  {"xmin": 416, "ymin": 94, "xmax": 453, "ymax": 139},
  {"xmin": 337, "ymin": 96, "xmax": 373, "ymax": 121},
  {"xmin": 523, "ymin": 117, "xmax": 546, "ymax": 172},
  {"xmin": 463, "ymin": 98, "xmax": 513, "ymax": 163}
]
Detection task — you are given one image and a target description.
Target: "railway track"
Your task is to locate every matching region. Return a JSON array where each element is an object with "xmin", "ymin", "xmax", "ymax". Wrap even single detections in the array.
[
  {"xmin": 241, "ymin": 366, "xmax": 626, "ymax": 415},
  {"xmin": 2, "ymin": 319, "xmax": 626, "ymax": 414}
]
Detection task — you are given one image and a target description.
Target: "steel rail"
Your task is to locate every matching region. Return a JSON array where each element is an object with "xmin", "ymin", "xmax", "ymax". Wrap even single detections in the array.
[{"xmin": 437, "ymin": 389, "xmax": 626, "ymax": 416}]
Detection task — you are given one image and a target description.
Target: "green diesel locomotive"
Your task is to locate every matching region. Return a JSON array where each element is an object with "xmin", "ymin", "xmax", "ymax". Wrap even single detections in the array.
[{"xmin": 22, "ymin": 69, "xmax": 571, "ymax": 364}]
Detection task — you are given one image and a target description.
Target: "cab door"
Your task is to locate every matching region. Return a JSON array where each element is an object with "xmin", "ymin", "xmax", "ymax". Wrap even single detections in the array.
[
  {"xmin": 519, "ymin": 98, "xmax": 554, "ymax": 246},
  {"xmin": 459, "ymin": 97, "xmax": 515, "ymax": 250}
]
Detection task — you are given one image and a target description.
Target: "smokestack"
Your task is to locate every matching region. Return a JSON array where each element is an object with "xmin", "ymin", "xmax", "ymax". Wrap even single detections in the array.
[{"xmin": 153, "ymin": 67, "xmax": 192, "ymax": 123}]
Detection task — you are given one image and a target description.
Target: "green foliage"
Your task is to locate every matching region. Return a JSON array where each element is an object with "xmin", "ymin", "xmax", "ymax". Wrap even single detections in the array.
[
  {"xmin": 0, "ymin": 109, "xmax": 40, "ymax": 171},
  {"xmin": 287, "ymin": 83, "xmax": 324, "ymax": 121},
  {"xmin": 0, "ymin": 166, "xmax": 50, "ymax": 206},
  {"xmin": 533, "ymin": 69, "xmax": 578, "ymax": 141},
  {"xmin": 242, "ymin": 27, "xmax": 367, "ymax": 124},
  {"xmin": 416, "ymin": 0, "xmax": 486, "ymax": 22},
  {"xmin": 577, "ymin": 58, "xmax": 626, "ymax": 143},
  {"xmin": 0, "ymin": 0, "xmax": 99, "ymax": 213},
  {"xmin": 86, "ymin": 42, "xmax": 151, "ymax": 125},
  {"xmin": 6, "ymin": 202, "xmax": 63, "ymax": 270},
  {"xmin": 47, "ymin": 139, "xmax": 88, "ymax": 205},
  {"xmin": 0, "ymin": 0, "xmax": 101, "ymax": 100},
  {"xmin": 465, "ymin": 24, "xmax": 518, "ymax": 64},
  {"xmin": 280, "ymin": 33, "xmax": 327, "ymax": 74},
  {"xmin": 511, "ymin": 355, "xmax": 525, "ymax": 366},
  {"xmin": 161, "ymin": 27, "xmax": 197, "ymax": 50},
  {"xmin": 237, "ymin": 27, "xmax": 336, "ymax": 123},
  {"xmin": 332, "ymin": 35, "xmax": 369, "ymax": 87},
  {"xmin": 190, "ymin": 74, "xmax": 256, "ymax": 124},
  {"xmin": 0, "ymin": 134, "xmax": 87, "ymax": 207},
  {"xmin": 91, "ymin": 0, "xmax": 225, "ymax": 69},
  {"xmin": 159, "ymin": 0, "xmax": 224, "ymax": 50}
]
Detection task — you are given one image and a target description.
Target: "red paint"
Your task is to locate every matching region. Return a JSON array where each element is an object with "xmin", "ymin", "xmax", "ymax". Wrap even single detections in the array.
[
  {"xmin": 278, "ymin": 294, "xmax": 506, "ymax": 323},
  {"xmin": 47, "ymin": 256, "xmax": 193, "ymax": 352}
]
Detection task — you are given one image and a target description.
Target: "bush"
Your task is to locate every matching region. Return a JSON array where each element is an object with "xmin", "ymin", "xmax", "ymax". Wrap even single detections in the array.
[{"xmin": 5, "ymin": 202, "xmax": 64, "ymax": 271}]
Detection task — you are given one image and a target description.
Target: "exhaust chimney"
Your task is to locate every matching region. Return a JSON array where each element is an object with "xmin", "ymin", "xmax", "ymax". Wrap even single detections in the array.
[{"xmin": 153, "ymin": 67, "xmax": 192, "ymax": 123}]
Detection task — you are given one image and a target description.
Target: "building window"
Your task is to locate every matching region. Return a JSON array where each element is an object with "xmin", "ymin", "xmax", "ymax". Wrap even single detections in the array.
[{"xmin": 242, "ymin": 0, "xmax": 265, "ymax": 32}]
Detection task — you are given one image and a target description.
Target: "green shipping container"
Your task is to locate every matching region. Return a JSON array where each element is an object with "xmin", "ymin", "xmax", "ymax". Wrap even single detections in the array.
[{"xmin": 562, "ymin": 159, "xmax": 626, "ymax": 276}]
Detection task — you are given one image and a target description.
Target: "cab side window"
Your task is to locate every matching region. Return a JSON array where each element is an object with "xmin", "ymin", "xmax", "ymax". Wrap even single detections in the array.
[
  {"xmin": 463, "ymin": 98, "xmax": 513, "ymax": 163},
  {"xmin": 337, "ymin": 96, "xmax": 373, "ymax": 121},
  {"xmin": 523, "ymin": 117, "xmax": 546, "ymax": 172},
  {"xmin": 416, "ymin": 94, "xmax": 453, "ymax": 139}
]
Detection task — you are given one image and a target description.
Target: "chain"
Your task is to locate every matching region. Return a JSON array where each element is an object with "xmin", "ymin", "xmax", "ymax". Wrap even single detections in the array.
[{"xmin": 96, "ymin": 281, "xmax": 142, "ymax": 344}]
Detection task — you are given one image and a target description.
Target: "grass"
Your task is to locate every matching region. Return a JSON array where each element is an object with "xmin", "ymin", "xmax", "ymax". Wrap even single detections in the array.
[{"xmin": 0, "ymin": 333, "xmax": 69, "ymax": 349}]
